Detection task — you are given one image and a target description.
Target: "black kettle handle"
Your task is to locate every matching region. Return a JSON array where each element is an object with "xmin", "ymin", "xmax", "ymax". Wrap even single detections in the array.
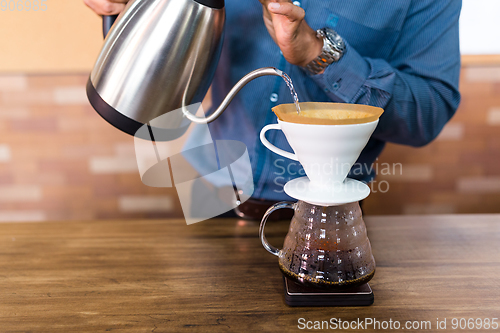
[{"xmin": 102, "ymin": 15, "xmax": 118, "ymax": 38}]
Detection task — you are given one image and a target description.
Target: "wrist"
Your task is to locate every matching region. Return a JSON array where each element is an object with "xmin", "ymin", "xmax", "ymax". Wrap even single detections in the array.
[{"xmin": 297, "ymin": 28, "xmax": 324, "ymax": 67}]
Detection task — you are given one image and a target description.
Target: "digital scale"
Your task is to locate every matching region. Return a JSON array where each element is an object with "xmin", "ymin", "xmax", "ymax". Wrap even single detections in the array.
[{"xmin": 283, "ymin": 277, "xmax": 374, "ymax": 307}]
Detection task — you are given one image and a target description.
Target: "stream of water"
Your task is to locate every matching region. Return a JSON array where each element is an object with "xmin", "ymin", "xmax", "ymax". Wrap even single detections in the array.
[{"xmin": 280, "ymin": 72, "xmax": 301, "ymax": 114}]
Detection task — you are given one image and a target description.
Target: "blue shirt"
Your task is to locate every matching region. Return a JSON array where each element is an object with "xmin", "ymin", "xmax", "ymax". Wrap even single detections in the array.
[{"xmin": 201, "ymin": 0, "xmax": 461, "ymax": 201}]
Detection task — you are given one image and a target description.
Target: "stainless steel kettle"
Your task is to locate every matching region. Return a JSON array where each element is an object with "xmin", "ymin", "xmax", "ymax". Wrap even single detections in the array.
[{"xmin": 87, "ymin": 0, "xmax": 283, "ymax": 139}]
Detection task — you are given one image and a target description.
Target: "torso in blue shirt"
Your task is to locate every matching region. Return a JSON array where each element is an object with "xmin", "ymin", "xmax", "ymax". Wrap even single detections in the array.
[{"xmin": 199, "ymin": 0, "xmax": 461, "ymax": 201}]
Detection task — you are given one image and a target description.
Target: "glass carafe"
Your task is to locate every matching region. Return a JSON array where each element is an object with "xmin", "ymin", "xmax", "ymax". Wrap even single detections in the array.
[{"xmin": 259, "ymin": 201, "xmax": 375, "ymax": 289}]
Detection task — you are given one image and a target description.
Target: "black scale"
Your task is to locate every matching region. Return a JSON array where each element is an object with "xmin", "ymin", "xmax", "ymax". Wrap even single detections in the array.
[{"xmin": 283, "ymin": 277, "xmax": 374, "ymax": 307}]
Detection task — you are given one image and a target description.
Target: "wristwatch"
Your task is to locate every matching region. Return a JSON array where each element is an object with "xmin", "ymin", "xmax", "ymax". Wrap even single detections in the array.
[{"xmin": 303, "ymin": 28, "xmax": 345, "ymax": 75}]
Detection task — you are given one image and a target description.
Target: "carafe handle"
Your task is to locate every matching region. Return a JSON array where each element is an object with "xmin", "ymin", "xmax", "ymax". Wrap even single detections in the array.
[{"xmin": 259, "ymin": 202, "xmax": 296, "ymax": 257}]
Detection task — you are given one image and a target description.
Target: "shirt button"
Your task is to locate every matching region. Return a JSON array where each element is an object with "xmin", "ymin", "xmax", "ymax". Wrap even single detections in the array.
[
  {"xmin": 270, "ymin": 93, "xmax": 279, "ymax": 102},
  {"xmin": 293, "ymin": 1, "xmax": 301, "ymax": 6},
  {"xmin": 332, "ymin": 82, "xmax": 340, "ymax": 91}
]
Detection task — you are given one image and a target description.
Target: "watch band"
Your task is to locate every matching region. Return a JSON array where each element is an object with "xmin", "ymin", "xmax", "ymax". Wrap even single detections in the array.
[{"xmin": 304, "ymin": 28, "xmax": 345, "ymax": 75}]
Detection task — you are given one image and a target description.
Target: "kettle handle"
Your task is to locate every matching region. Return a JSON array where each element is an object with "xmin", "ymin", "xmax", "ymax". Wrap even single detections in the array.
[
  {"xmin": 102, "ymin": 15, "xmax": 118, "ymax": 38},
  {"xmin": 259, "ymin": 202, "xmax": 296, "ymax": 257}
]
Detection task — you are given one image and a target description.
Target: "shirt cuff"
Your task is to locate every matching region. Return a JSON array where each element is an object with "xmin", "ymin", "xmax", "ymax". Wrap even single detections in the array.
[{"xmin": 308, "ymin": 40, "xmax": 370, "ymax": 103}]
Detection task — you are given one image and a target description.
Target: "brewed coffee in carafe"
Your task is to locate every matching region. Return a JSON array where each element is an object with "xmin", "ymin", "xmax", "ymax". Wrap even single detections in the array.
[
  {"xmin": 260, "ymin": 200, "xmax": 375, "ymax": 289},
  {"xmin": 281, "ymin": 201, "xmax": 375, "ymax": 288}
]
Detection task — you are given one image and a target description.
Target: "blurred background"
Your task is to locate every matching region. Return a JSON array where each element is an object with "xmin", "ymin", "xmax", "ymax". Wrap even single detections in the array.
[{"xmin": 0, "ymin": 0, "xmax": 498, "ymax": 221}]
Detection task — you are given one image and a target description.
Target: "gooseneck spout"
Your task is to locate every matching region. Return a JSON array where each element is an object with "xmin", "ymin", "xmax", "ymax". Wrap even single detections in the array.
[{"xmin": 183, "ymin": 67, "xmax": 284, "ymax": 124}]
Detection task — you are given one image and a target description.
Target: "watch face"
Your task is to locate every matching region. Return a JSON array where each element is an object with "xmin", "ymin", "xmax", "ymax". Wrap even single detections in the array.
[{"xmin": 323, "ymin": 28, "xmax": 345, "ymax": 52}]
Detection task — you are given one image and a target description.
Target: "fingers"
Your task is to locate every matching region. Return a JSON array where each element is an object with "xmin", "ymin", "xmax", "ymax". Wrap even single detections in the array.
[
  {"xmin": 268, "ymin": 1, "xmax": 305, "ymax": 22},
  {"xmin": 258, "ymin": 0, "xmax": 291, "ymax": 5},
  {"xmin": 83, "ymin": 0, "xmax": 128, "ymax": 16},
  {"xmin": 259, "ymin": 0, "xmax": 291, "ymax": 16}
]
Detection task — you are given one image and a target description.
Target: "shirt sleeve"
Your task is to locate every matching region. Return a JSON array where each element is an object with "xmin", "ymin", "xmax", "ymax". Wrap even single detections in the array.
[{"xmin": 308, "ymin": 0, "xmax": 462, "ymax": 147}]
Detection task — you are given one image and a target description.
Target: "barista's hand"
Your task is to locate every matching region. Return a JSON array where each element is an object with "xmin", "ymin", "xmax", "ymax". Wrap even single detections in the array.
[
  {"xmin": 259, "ymin": 0, "xmax": 323, "ymax": 68},
  {"xmin": 83, "ymin": 0, "xmax": 129, "ymax": 16}
]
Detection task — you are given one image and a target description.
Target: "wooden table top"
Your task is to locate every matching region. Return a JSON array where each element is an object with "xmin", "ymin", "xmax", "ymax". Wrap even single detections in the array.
[{"xmin": 1, "ymin": 214, "xmax": 500, "ymax": 332}]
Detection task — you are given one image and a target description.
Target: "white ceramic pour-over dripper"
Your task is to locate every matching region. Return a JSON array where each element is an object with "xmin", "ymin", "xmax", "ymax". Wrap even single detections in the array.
[{"xmin": 260, "ymin": 119, "xmax": 379, "ymax": 206}]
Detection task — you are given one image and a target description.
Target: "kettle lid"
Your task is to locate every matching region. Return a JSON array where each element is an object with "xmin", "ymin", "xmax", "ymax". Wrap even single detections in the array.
[{"xmin": 193, "ymin": 0, "xmax": 224, "ymax": 9}]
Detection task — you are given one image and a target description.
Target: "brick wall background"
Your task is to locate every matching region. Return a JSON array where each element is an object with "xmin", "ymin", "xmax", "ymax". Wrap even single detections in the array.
[
  {"xmin": 0, "ymin": 65, "xmax": 499, "ymax": 221},
  {"xmin": 364, "ymin": 65, "xmax": 500, "ymax": 215}
]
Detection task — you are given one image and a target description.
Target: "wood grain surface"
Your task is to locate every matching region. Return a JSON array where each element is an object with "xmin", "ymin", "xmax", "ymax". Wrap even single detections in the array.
[{"xmin": 1, "ymin": 215, "xmax": 500, "ymax": 332}]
